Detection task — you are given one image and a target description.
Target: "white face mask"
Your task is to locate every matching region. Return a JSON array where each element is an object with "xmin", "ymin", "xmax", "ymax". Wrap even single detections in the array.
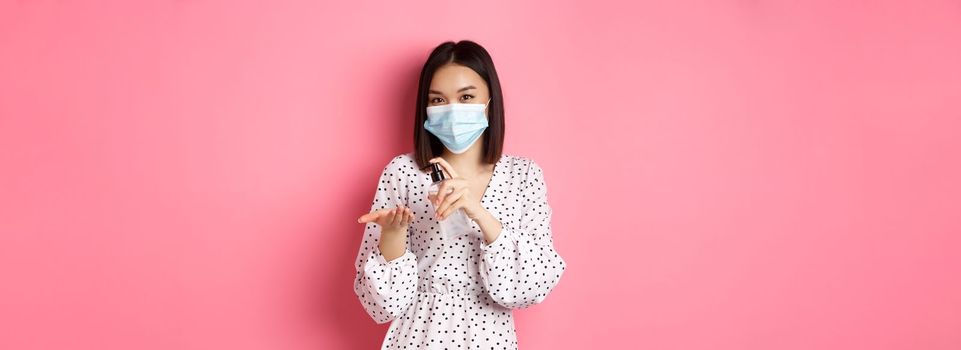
[{"xmin": 423, "ymin": 98, "xmax": 491, "ymax": 154}]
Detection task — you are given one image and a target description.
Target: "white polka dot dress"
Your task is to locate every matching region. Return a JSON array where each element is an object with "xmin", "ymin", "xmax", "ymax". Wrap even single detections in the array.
[{"xmin": 353, "ymin": 152, "xmax": 567, "ymax": 349}]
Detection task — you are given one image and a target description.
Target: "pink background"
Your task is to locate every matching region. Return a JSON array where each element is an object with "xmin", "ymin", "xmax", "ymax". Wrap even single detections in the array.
[{"xmin": 2, "ymin": 1, "xmax": 960, "ymax": 349}]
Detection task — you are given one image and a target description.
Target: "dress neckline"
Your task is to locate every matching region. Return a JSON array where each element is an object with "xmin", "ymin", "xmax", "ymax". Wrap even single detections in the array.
[{"xmin": 479, "ymin": 153, "xmax": 507, "ymax": 206}]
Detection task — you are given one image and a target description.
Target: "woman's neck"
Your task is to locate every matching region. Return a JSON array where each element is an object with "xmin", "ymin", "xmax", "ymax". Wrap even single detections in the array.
[{"xmin": 440, "ymin": 138, "xmax": 491, "ymax": 177}]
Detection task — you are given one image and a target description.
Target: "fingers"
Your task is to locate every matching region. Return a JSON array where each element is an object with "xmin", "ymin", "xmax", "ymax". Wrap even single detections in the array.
[
  {"xmin": 400, "ymin": 207, "xmax": 414, "ymax": 226},
  {"xmin": 376, "ymin": 208, "xmax": 395, "ymax": 227},
  {"xmin": 434, "ymin": 179, "xmax": 464, "ymax": 206},
  {"xmin": 438, "ymin": 195, "xmax": 466, "ymax": 220},
  {"xmin": 360, "ymin": 206, "xmax": 415, "ymax": 228},
  {"xmin": 384, "ymin": 205, "xmax": 414, "ymax": 228},
  {"xmin": 357, "ymin": 208, "xmax": 389, "ymax": 223},
  {"xmin": 429, "ymin": 157, "xmax": 459, "ymax": 179},
  {"xmin": 434, "ymin": 182, "xmax": 450, "ymax": 206},
  {"xmin": 398, "ymin": 206, "xmax": 414, "ymax": 226},
  {"xmin": 389, "ymin": 207, "xmax": 403, "ymax": 227},
  {"xmin": 436, "ymin": 188, "xmax": 466, "ymax": 219},
  {"xmin": 357, "ymin": 213, "xmax": 376, "ymax": 223}
]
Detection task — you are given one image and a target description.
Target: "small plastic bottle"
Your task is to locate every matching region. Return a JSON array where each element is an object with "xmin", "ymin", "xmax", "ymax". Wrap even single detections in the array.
[{"xmin": 427, "ymin": 163, "xmax": 472, "ymax": 240}]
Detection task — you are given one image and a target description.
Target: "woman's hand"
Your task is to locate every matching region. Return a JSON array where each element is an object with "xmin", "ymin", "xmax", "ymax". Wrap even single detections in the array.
[
  {"xmin": 428, "ymin": 157, "xmax": 486, "ymax": 221},
  {"xmin": 357, "ymin": 205, "xmax": 415, "ymax": 235}
]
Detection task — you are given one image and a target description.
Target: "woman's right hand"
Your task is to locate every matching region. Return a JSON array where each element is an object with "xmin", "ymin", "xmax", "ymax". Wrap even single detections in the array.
[{"xmin": 357, "ymin": 205, "xmax": 415, "ymax": 235}]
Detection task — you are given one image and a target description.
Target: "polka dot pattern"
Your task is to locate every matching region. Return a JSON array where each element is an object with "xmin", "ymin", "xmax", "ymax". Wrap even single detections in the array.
[{"xmin": 353, "ymin": 152, "xmax": 567, "ymax": 349}]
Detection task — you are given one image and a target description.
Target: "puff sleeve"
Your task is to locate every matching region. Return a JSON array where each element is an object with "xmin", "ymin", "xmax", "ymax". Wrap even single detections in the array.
[
  {"xmin": 478, "ymin": 159, "xmax": 567, "ymax": 309},
  {"xmin": 352, "ymin": 156, "xmax": 419, "ymax": 324}
]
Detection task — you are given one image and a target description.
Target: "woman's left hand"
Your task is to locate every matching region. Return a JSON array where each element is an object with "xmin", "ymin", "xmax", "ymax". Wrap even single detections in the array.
[{"xmin": 428, "ymin": 157, "xmax": 486, "ymax": 221}]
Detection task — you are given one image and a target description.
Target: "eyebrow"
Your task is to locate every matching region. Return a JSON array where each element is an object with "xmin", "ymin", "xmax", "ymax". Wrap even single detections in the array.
[{"xmin": 428, "ymin": 85, "xmax": 477, "ymax": 95}]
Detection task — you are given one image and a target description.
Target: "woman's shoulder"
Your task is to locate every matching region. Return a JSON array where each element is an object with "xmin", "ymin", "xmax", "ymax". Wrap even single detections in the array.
[
  {"xmin": 502, "ymin": 153, "xmax": 544, "ymax": 177},
  {"xmin": 379, "ymin": 152, "xmax": 420, "ymax": 178},
  {"xmin": 390, "ymin": 151, "xmax": 417, "ymax": 164}
]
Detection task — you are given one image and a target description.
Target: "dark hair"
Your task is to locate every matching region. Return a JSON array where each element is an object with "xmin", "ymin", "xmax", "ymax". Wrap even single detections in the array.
[{"xmin": 413, "ymin": 40, "xmax": 505, "ymax": 170}]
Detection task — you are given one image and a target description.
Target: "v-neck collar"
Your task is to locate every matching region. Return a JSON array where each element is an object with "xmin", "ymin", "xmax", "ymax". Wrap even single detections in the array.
[
  {"xmin": 419, "ymin": 153, "xmax": 507, "ymax": 222},
  {"xmin": 468, "ymin": 153, "xmax": 506, "ymax": 233},
  {"xmin": 479, "ymin": 153, "xmax": 507, "ymax": 207}
]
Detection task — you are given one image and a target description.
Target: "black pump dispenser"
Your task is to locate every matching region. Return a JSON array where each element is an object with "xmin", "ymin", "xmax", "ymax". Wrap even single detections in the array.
[{"xmin": 429, "ymin": 163, "xmax": 445, "ymax": 183}]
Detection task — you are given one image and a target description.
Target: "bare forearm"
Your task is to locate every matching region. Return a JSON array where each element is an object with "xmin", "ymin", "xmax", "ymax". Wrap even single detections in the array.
[
  {"xmin": 472, "ymin": 209, "xmax": 503, "ymax": 245},
  {"xmin": 378, "ymin": 230, "xmax": 407, "ymax": 261}
]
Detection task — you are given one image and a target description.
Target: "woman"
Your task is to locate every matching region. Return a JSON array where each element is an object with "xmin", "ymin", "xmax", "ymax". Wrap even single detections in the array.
[{"xmin": 354, "ymin": 40, "xmax": 567, "ymax": 349}]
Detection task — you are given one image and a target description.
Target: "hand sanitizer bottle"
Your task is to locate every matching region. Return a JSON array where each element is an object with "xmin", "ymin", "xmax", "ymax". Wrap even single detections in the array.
[{"xmin": 427, "ymin": 163, "xmax": 472, "ymax": 240}]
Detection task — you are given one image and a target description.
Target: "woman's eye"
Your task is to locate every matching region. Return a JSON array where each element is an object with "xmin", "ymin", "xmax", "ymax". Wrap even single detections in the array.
[
  {"xmin": 460, "ymin": 95, "xmax": 474, "ymax": 102},
  {"xmin": 430, "ymin": 97, "xmax": 444, "ymax": 104}
]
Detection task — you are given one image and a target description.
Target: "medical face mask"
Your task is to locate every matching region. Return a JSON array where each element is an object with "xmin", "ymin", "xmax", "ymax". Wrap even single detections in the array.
[{"xmin": 423, "ymin": 98, "xmax": 491, "ymax": 154}]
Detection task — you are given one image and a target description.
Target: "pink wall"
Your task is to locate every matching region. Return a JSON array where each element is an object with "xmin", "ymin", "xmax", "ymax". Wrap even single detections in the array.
[{"xmin": 2, "ymin": 1, "xmax": 960, "ymax": 349}]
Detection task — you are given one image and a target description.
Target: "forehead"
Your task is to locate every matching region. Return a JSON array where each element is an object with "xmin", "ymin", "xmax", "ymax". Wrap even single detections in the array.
[{"xmin": 429, "ymin": 64, "xmax": 488, "ymax": 92}]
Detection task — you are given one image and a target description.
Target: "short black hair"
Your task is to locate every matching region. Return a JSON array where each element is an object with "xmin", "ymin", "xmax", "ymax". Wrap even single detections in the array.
[{"xmin": 413, "ymin": 40, "xmax": 505, "ymax": 170}]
